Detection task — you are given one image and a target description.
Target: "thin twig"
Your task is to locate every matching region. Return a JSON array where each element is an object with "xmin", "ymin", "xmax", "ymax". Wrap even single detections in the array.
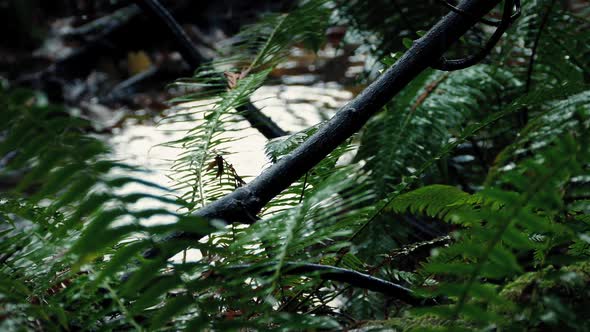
[
  {"xmin": 521, "ymin": 0, "xmax": 556, "ymax": 126},
  {"xmin": 525, "ymin": 0, "xmax": 557, "ymax": 92}
]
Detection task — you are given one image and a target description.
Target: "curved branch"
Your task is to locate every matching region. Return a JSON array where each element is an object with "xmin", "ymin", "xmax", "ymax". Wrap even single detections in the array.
[
  {"xmin": 134, "ymin": 0, "xmax": 287, "ymax": 139},
  {"xmin": 218, "ymin": 262, "xmax": 430, "ymax": 305},
  {"xmin": 432, "ymin": 0, "xmax": 516, "ymax": 71},
  {"xmin": 436, "ymin": 0, "xmax": 520, "ymax": 27}
]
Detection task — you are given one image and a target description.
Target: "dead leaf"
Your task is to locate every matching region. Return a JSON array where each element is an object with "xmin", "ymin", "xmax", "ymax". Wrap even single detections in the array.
[
  {"xmin": 224, "ymin": 68, "xmax": 250, "ymax": 89},
  {"xmin": 127, "ymin": 51, "xmax": 152, "ymax": 75}
]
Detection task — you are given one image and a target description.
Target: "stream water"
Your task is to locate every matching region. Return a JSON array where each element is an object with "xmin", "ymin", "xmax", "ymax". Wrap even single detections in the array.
[
  {"xmin": 106, "ymin": 46, "xmax": 361, "ymax": 261},
  {"xmin": 109, "ymin": 45, "xmax": 360, "ymax": 195}
]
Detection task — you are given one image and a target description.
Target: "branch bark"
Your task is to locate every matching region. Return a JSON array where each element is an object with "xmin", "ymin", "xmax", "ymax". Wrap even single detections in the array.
[{"xmin": 195, "ymin": 0, "xmax": 504, "ymax": 224}]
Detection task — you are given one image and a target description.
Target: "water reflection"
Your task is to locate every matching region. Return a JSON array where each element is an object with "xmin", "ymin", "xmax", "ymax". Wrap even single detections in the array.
[{"xmin": 108, "ymin": 46, "xmax": 359, "ymax": 261}]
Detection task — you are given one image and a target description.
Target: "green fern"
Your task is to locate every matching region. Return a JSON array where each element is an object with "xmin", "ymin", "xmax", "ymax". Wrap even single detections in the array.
[
  {"xmin": 500, "ymin": 0, "xmax": 590, "ymax": 90},
  {"xmin": 405, "ymin": 129, "xmax": 589, "ymax": 330},
  {"xmin": 163, "ymin": 1, "xmax": 331, "ymax": 211},
  {"xmin": 2, "ymin": 0, "xmax": 590, "ymax": 330},
  {"xmin": 357, "ymin": 65, "xmax": 518, "ymax": 196}
]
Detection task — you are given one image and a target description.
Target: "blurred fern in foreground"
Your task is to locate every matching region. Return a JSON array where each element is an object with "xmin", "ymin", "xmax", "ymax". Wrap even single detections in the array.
[{"xmin": 1, "ymin": 0, "xmax": 590, "ymax": 330}]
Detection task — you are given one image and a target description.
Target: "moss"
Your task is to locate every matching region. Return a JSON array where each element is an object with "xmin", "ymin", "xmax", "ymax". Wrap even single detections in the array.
[
  {"xmin": 500, "ymin": 266, "xmax": 556, "ymax": 302},
  {"xmin": 495, "ymin": 262, "xmax": 590, "ymax": 331},
  {"xmin": 376, "ymin": 311, "xmax": 471, "ymax": 331},
  {"xmin": 501, "ymin": 262, "xmax": 590, "ymax": 303}
]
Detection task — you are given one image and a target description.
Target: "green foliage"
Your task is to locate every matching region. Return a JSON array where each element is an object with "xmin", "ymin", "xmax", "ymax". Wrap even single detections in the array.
[
  {"xmin": 411, "ymin": 132, "xmax": 588, "ymax": 329},
  {"xmin": 2, "ymin": 0, "xmax": 590, "ymax": 331},
  {"xmin": 163, "ymin": 0, "xmax": 331, "ymax": 211},
  {"xmin": 0, "ymin": 85, "xmax": 366, "ymax": 330},
  {"xmin": 357, "ymin": 65, "xmax": 519, "ymax": 195},
  {"xmin": 386, "ymin": 184, "xmax": 471, "ymax": 221}
]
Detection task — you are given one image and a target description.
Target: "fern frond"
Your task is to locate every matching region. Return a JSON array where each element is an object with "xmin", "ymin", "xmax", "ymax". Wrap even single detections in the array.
[
  {"xmin": 165, "ymin": 69, "xmax": 271, "ymax": 209},
  {"xmin": 501, "ymin": 0, "xmax": 590, "ymax": 89},
  {"xmin": 357, "ymin": 65, "xmax": 518, "ymax": 195},
  {"xmin": 488, "ymin": 90, "xmax": 590, "ymax": 183},
  {"xmin": 163, "ymin": 1, "xmax": 331, "ymax": 210},
  {"xmin": 414, "ymin": 127, "xmax": 589, "ymax": 329},
  {"xmin": 199, "ymin": 165, "xmax": 376, "ymax": 317}
]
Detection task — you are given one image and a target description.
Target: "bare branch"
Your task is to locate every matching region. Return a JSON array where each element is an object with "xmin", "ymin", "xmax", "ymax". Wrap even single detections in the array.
[
  {"xmin": 195, "ymin": 0, "xmax": 506, "ymax": 224},
  {"xmin": 436, "ymin": 0, "xmax": 521, "ymax": 27},
  {"xmin": 133, "ymin": 0, "xmax": 207, "ymax": 67},
  {"xmin": 432, "ymin": 0, "xmax": 518, "ymax": 71},
  {"xmin": 218, "ymin": 262, "xmax": 431, "ymax": 305},
  {"xmin": 134, "ymin": 0, "xmax": 287, "ymax": 139}
]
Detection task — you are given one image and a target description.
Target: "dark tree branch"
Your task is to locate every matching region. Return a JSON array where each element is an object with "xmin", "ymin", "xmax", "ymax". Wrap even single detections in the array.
[
  {"xmin": 194, "ymin": 0, "xmax": 506, "ymax": 224},
  {"xmin": 432, "ymin": 0, "xmax": 517, "ymax": 71},
  {"xmin": 220, "ymin": 262, "xmax": 429, "ymax": 305},
  {"xmin": 134, "ymin": 0, "xmax": 287, "ymax": 139},
  {"xmin": 143, "ymin": 0, "xmax": 508, "ymax": 260},
  {"xmin": 436, "ymin": 0, "xmax": 521, "ymax": 27},
  {"xmin": 525, "ymin": 0, "xmax": 556, "ymax": 93}
]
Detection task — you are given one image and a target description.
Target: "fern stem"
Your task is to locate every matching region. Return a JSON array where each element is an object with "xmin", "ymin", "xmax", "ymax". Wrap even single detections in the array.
[
  {"xmin": 522, "ymin": 0, "xmax": 556, "ymax": 125},
  {"xmin": 525, "ymin": 0, "xmax": 556, "ymax": 93},
  {"xmin": 248, "ymin": 14, "xmax": 288, "ymax": 72},
  {"xmin": 269, "ymin": 207, "xmax": 300, "ymax": 293},
  {"xmin": 299, "ymin": 172, "xmax": 309, "ymax": 203}
]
